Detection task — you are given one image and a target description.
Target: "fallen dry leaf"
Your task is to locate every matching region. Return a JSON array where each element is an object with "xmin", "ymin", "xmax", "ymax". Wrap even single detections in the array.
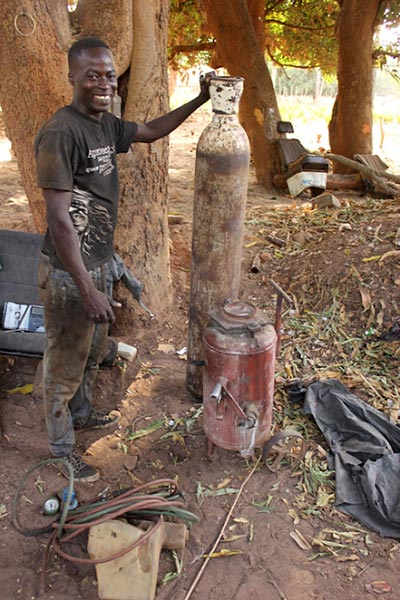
[
  {"xmin": 216, "ymin": 477, "xmax": 232, "ymax": 489},
  {"xmin": 203, "ymin": 549, "xmax": 243, "ymax": 559},
  {"xmin": 290, "ymin": 529, "xmax": 311, "ymax": 550},
  {"xmin": 233, "ymin": 517, "xmax": 249, "ymax": 524},
  {"xmin": 362, "ymin": 255, "xmax": 382, "ymax": 263},
  {"xmin": 316, "ymin": 490, "xmax": 335, "ymax": 507},
  {"xmin": 365, "ymin": 581, "xmax": 391, "ymax": 595},
  {"xmin": 8, "ymin": 383, "xmax": 34, "ymax": 395},
  {"xmin": 379, "ymin": 250, "xmax": 400, "ymax": 263},
  {"xmin": 288, "ymin": 509, "xmax": 300, "ymax": 525},
  {"xmin": 221, "ymin": 534, "xmax": 246, "ymax": 543},
  {"xmin": 359, "ymin": 286, "xmax": 372, "ymax": 310}
]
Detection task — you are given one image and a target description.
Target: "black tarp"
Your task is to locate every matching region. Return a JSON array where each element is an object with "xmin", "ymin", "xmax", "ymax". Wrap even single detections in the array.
[{"xmin": 303, "ymin": 379, "xmax": 400, "ymax": 538}]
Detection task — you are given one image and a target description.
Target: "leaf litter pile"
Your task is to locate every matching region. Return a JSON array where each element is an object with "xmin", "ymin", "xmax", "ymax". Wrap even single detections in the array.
[{"xmin": 244, "ymin": 193, "xmax": 400, "ymax": 418}]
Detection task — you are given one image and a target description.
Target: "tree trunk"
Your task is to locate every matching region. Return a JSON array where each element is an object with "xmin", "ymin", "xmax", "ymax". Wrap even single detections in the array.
[
  {"xmin": 314, "ymin": 68, "xmax": 323, "ymax": 102},
  {"xmin": 247, "ymin": 0, "xmax": 265, "ymax": 45},
  {"xmin": 115, "ymin": 0, "xmax": 172, "ymax": 319},
  {"xmin": 328, "ymin": 0, "xmax": 380, "ymax": 172},
  {"xmin": 70, "ymin": 0, "xmax": 133, "ymax": 76},
  {"xmin": 0, "ymin": 0, "xmax": 72, "ymax": 232},
  {"xmin": 201, "ymin": 0, "xmax": 281, "ymax": 189},
  {"xmin": 75, "ymin": 0, "xmax": 171, "ymax": 319}
]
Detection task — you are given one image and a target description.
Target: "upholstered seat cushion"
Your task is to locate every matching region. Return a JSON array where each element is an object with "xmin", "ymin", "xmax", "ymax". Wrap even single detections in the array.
[{"xmin": 0, "ymin": 229, "xmax": 46, "ymax": 357}]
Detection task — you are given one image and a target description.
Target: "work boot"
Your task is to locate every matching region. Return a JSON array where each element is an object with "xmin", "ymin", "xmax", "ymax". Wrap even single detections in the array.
[
  {"xmin": 100, "ymin": 337, "xmax": 119, "ymax": 367},
  {"xmin": 58, "ymin": 450, "xmax": 100, "ymax": 483},
  {"xmin": 75, "ymin": 409, "xmax": 120, "ymax": 432}
]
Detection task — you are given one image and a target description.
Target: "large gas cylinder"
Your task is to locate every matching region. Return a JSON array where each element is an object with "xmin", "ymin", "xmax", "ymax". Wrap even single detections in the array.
[
  {"xmin": 187, "ymin": 76, "xmax": 250, "ymax": 399},
  {"xmin": 203, "ymin": 301, "xmax": 277, "ymax": 455}
]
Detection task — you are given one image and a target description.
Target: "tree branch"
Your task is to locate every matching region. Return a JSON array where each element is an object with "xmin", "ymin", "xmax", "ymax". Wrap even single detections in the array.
[
  {"xmin": 373, "ymin": 48, "xmax": 400, "ymax": 60},
  {"xmin": 168, "ymin": 40, "xmax": 216, "ymax": 59},
  {"xmin": 326, "ymin": 153, "xmax": 400, "ymax": 196},
  {"xmin": 265, "ymin": 18, "xmax": 334, "ymax": 32},
  {"xmin": 266, "ymin": 45, "xmax": 324, "ymax": 70}
]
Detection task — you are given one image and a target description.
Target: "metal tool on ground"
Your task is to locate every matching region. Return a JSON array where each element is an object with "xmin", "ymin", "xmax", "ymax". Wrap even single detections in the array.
[
  {"xmin": 42, "ymin": 496, "xmax": 61, "ymax": 517},
  {"xmin": 262, "ymin": 429, "xmax": 308, "ymax": 472}
]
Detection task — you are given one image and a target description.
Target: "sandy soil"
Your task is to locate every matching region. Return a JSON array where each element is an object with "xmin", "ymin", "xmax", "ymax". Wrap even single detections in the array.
[{"xmin": 1, "ymin": 113, "xmax": 400, "ymax": 600}]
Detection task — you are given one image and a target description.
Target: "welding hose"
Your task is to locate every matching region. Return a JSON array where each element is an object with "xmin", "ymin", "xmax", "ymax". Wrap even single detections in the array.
[
  {"xmin": 12, "ymin": 464, "xmax": 198, "ymax": 594},
  {"xmin": 38, "ymin": 478, "xmax": 199, "ymax": 595},
  {"xmin": 12, "ymin": 458, "xmax": 74, "ymax": 538},
  {"xmin": 41, "ymin": 511, "xmax": 165, "ymax": 596},
  {"xmin": 52, "ymin": 481, "xmax": 197, "ymax": 551}
]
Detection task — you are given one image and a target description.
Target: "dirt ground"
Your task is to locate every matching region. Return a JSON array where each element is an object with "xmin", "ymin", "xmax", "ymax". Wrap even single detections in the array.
[{"xmin": 1, "ymin": 112, "xmax": 400, "ymax": 600}]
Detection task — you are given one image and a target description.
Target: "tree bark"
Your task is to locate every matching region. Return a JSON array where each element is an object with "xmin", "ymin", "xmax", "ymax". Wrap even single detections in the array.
[
  {"xmin": 328, "ymin": 0, "xmax": 381, "ymax": 172},
  {"xmin": 70, "ymin": 0, "xmax": 133, "ymax": 76},
  {"xmin": 201, "ymin": 0, "xmax": 281, "ymax": 189},
  {"xmin": 247, "ymin": 0, "xmax": 265, "ymax": 45},
  {"xmin": 115, "ymin": 0, "xmax": 172, "ymax": 318},
  {"xmin": 0, "ymin": 0, "xmax": 72, "ymax": 232}
]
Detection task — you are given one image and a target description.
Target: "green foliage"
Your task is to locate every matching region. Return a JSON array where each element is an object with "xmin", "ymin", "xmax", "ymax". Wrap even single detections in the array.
[
  {"xmin": 377, "ymin": 0, "xmax": 400, "ymax": 27},
  {"xmin": 374, "ymin": 19, "xmax": 400, "ymax": 74},
  {"xmin": 265, "ymin": 0, "xmax": 339, "ymax": 73},
  {"xmin": 299, "ymin": 452, "xmax": 334, "ymax": 499},
  {"xmin": 168, "ymin": 0, "xmax": 213, "ymax": 71},
  {"xmin": 168, "ymin": 0, "xmax": 400, "ymax": 79},
  {"xmin": 168, "ymin": 0, "xmax": 339, "ymax": 73}
]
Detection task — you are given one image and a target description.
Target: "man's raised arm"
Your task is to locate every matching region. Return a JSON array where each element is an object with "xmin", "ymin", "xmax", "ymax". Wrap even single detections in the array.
[{"xmin": 135, "ymin": 73, "xmax": 213, "ymax": 143}]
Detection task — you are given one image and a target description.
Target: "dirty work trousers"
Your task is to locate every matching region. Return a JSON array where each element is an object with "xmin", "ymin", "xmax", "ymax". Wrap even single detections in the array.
[{"xmin": 38, "ymin": 254, "xmax": 108, "ymax": 457}]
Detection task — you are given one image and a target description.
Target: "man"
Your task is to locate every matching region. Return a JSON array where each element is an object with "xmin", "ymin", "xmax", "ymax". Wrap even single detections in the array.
[{"xmin": 35, "ymin": 37, "xmax": 211, "ymax": 482}]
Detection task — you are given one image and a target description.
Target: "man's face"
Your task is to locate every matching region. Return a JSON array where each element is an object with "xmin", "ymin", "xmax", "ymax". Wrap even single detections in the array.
[{"xmin": 68, "ymin": 47, "xmax": 118, "ymax": 119}]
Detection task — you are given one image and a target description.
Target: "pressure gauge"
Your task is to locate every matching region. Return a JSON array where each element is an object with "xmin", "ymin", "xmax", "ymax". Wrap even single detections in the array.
[{"xmin": 43, "ymin": 496, "xmax": 60, "ymax": 517}]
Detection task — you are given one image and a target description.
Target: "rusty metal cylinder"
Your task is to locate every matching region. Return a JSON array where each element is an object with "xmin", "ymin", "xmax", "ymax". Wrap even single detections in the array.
[
  {"xmin": 187, "ymin": 76, "xmax": 250, "ymax": 398},
  {"xmin": 203, "ymin": 301, "xmax": 277, "ymax": 454}
]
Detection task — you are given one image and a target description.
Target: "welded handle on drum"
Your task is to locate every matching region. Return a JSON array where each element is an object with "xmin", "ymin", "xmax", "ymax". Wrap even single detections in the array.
[
  {"xmin": 222, "ymin": 389, "xmax": 247, "ymax": 419},
  {"xmin": 209, "ymin": 379, "xmax": 247, "ymax": 419}
]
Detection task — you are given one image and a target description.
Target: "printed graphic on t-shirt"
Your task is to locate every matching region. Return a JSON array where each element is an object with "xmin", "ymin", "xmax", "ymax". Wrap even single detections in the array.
[
  {"xmin": 86, "ymin": 145, "xmax": 116, "ymax": 177},
  {"xmin": 69, "ymin": 187, "xmax": 113, "ymax": 256}
]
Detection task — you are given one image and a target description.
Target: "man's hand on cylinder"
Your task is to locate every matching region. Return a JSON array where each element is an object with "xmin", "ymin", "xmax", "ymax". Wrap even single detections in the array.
[{"xmin": 199, "ymin": 70, "xmax": 216, "ymax": 100}]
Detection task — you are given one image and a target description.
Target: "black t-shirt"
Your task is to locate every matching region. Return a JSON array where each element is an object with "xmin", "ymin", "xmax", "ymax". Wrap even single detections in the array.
[{"xmin": 35, "ymin": 105, "xmax": 138, "ymax": 270}]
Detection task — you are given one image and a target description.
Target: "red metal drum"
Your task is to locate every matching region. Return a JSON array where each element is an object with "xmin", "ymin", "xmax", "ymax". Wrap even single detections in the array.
[{"xmin": 203, "ymin": 301, "xmax": 277, "ymax": 455}]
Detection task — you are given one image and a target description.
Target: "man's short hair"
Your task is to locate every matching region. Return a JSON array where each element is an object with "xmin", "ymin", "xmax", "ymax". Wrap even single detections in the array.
[{"xmin": 68, "ymin": 37, "xmax": 110, "ymax": 68}]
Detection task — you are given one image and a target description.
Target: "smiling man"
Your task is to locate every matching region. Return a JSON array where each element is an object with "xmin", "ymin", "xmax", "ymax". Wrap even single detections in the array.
[{"xmin": 35, "ymin": 37, "xmax": 211, "ymax": 482}]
